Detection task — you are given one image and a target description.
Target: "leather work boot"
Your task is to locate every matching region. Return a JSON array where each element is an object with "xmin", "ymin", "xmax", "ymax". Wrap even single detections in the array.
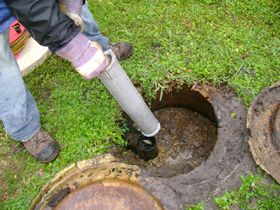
[
  {"xmin": 108, "ymin": 43, "xmax": 134, "ymax": 61},
  {"xmin": 23, "ymin": 128, "xmax": 59, "ymax": 163}
]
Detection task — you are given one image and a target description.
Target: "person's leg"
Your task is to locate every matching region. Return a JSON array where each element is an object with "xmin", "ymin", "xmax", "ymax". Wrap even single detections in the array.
[
  {"xmin": 0, "ymin": 28, "xmax": 59, "ymax": 163},
  {"xmin": 0, "ymin": 28, "xmax": 40, "ymax": 142},
  {"xmin": 81, "ymin": 3, "xmax": 134, "ymax": 61},
  {"xmin": 81, "ymin": 2, "xmax": 109, "ymax": 52}
]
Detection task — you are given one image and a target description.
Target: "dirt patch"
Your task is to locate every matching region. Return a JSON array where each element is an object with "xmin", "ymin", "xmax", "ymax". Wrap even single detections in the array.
[
  {"xmin": 111, "ymin": 83, "xmax": 258, "ymax": 209},
  {"xmin": 110, "ymin": 107, "xmax": 217, "ymax": 178},
  {"xmin": 157, "ymin": 84, "xmax": 257, "ymax": 209},
  {"xmin": 30, "ymin": 83, "xmax": 260, "ymax": 210}
]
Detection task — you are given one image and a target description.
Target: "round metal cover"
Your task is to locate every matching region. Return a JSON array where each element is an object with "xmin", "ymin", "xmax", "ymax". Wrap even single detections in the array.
[
  {"xmin": 54, "ymin": 179, "xmax": 164, "ymax": 210},
  {"xmin": 247, "ymin": 81, "xmax": 280, "ymax": 183}
]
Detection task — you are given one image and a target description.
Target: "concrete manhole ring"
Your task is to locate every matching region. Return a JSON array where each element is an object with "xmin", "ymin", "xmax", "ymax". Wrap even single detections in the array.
[
  {"xmin": 247, "ymin": 81, "xmax": 280, "ymax": 184},
  {"xmin": 143, "ymin": 83, "xmax": 257, "ymax": 209},
  {"xmin": 31, "ymin": 83, "xmax": 257, "ymax": 210}
]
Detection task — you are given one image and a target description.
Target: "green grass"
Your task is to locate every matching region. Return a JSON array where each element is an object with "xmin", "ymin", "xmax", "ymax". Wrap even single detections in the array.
[
  {"xmin": 213, "ymin": 170, "xmax": 280, "ymax": 210},
  {"xmin": 186, "ymin": 171, "xmax": 280, "ymax": 210},
  {"xmin": 1, "ymin": 0, "xmax": 280, "ymax": 209}
]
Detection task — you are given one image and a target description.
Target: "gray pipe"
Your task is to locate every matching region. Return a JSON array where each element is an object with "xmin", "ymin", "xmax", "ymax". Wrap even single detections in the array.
[{"xmin": 98, "ymin": 50, "xmax": 160, "ymax": 137}]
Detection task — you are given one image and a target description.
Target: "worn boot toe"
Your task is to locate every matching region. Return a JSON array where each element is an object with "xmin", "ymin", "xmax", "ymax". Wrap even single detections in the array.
[
  {"xmin": 23, "ymin": 128, "xmax": 59, "ymax": 163},
  {"xmin": 108, "ymin": 42, "xmax": 133, "ymax": 61}
]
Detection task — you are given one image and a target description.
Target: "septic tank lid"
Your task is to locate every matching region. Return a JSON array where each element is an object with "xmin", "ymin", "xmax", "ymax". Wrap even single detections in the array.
[
  {"xmin": 54, "ymin": 179, "xmax": 163, "ymax": 210},
  {"xmin": 30, "ymin": 154, "xmax": 164, "ymax": 210},
  {"xmin": 247, "ymin": 81, "xmax": 280, "ymax": 183}
]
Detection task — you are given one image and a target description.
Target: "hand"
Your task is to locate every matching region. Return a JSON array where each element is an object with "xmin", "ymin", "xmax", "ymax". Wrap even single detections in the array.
[
  {"xmin": 55, "ymin": 33, "xmax": 109, "ymax": 79},
  {"xmin": 59, "ymin": 0, "xmax": 83, "ymax": 32},
  {"xmin": 76, "ymin": 41, "xmax": 109, "ymax": 79}
]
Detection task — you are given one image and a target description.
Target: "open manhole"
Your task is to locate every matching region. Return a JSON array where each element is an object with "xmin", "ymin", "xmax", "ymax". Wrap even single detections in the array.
[
  {"xmin": 111, "ymin": 83, "xmax": 217, "ymax": 178},
  {"xmin": 31, "ymin": 82, "xmax": 257, "ymax": 210},
  {"xmin": 110, "ymin": 82, "xmax": 256, "ymax": 209}
]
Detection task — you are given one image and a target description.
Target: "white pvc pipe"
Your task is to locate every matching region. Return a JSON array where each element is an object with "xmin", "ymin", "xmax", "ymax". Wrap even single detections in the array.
[{"xmin": 98, "ymin": 50, "xmax": 161, "ymax": 137}]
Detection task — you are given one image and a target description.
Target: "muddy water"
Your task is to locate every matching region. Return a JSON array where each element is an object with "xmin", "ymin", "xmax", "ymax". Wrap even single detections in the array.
[{"xmin": 110, "ymin": 107, "xmax": 217, "ymax": 178}]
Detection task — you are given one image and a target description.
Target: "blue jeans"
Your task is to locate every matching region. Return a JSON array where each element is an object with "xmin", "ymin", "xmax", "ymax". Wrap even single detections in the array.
[
  {"xmin": 0, "ymin": 4, "xmax": 109, "ymax": 142},
  {"xmin": 81, "ymin": 3, "xmax": 109, "ymax": 51},
  {"xmin": 0, "ymin": 29, "xmax": 41, "ymax": 142}
]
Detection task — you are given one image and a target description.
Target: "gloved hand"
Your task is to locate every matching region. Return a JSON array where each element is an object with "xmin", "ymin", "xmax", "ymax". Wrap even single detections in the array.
[
  {"xmin": 59, "ymin": 0, "xmax": 83, "ymax": 33},
  {"xmin": 55, "ymin": 33, "xmax": 110, "ymax": 79}
]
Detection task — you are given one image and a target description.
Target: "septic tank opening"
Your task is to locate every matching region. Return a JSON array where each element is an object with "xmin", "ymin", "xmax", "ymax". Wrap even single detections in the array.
[
  {"xmin": 110, "ymin": 83, "xmax": 217, "ymax": 178},
  {"xmin": 32, "ymin": 83, "xmax": 254, "ymax": 210}
]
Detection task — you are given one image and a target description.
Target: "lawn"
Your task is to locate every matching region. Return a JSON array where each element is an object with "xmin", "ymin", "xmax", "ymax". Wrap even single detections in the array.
[{"xmin": 0, "ymin": 0, "xmax": 280, "ymax": 209}]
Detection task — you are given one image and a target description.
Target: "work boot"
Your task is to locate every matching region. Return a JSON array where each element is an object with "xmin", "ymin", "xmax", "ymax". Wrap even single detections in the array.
[
  {"xmin": 108, "ymin": 43, "xmax": 133, "ymax": 61},
  {"xmin": 23, "ymin": 128, "xmax": 59, "ymax": 163}
]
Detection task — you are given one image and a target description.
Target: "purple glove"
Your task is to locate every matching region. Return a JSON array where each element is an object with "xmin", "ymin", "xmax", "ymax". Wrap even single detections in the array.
[
  {"xmin": 55, "ymin": 33, "xmax": 108, "ymax": 79},
  {"xmin": 59, "ymin": 0, "xmax": 83, "ymax": 32}
]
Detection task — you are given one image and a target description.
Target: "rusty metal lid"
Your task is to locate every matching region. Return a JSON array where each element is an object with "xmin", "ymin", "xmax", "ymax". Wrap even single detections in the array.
[
  {"xmin": 54, "ymin": 179, "xmax": 163, "ymax": 210},
  {"xmin": 247, "ymin": 81, "xmax": 280, "ymax": 183},
  {"xmin": 31, "ymin": 154, "xmax": 164, "ymax": 210}
]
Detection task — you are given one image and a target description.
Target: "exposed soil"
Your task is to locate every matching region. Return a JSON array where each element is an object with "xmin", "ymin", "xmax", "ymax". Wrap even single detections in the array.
[
  {"xmin": 155, "ymin": 84, "xmax": 258, "ymax": 210},
  {"xmin": 110, "ymin": 83, "xmax": 259, "ymax": 210},
  {"xmin": 29, "ymin": 83, "xmax": 276, "ymax": 210},
  {"xmin": 110, "ymin": 107, "xmax": 217, "ymax": 178}
]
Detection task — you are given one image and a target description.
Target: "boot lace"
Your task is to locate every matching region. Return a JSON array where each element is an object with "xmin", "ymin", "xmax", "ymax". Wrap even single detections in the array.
[{"xmin": 31, "ymin": 134, "xmax": 47, "ymax": 149}]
